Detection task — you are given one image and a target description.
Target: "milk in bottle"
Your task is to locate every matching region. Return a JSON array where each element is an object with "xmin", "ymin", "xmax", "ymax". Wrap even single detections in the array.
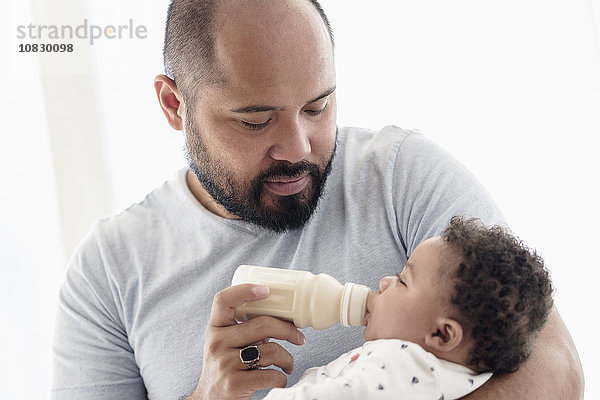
[{"xmin": 231, "ymin": 265, "xmax": 370, "ymax": 329}]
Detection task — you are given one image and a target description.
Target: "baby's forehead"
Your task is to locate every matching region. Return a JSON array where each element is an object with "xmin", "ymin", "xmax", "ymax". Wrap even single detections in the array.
[
  {"xmin": 407, "ymin": 236, "xmax": 450, "ymax": 265},
  {"xmin": 407, "ymin": 237, "xmax": 460, "ymax": 285}
]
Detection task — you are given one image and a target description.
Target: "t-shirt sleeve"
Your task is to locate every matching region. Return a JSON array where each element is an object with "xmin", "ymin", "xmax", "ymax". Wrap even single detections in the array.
[
  {"xmin": 388, "ymin": 127, "xmax": 506, "ymax": 254},
  {"xmin": 51, "ymin": 226, "xmax": 147, "ymax": 399}
]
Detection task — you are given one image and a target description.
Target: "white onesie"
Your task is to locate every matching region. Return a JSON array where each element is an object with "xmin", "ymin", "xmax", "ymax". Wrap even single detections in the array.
[{"xmin": 264, "ymin": 339, "xmax": 492, "ymax": 400}]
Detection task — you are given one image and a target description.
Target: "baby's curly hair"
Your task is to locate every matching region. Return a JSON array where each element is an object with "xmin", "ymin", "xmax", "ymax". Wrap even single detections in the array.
[{"xmin": 441, "ymin": 216, "xmax": 553, "ymax": 373}]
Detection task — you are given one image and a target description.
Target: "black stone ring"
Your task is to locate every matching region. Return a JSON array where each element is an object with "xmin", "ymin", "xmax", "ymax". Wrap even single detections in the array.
[{"xmin": 240, "ymin": 345, "xmax": 260, "ymax": 369}]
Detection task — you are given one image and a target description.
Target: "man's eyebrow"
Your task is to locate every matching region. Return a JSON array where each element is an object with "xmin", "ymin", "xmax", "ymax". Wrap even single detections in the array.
[
  {"xmin": 230, "ymin": 104, "xmax": 279, "ymax": 114},
  {"xmin": 229, "ymin": 86, "xmax": 336, "ymax": 114},
  {"xmin": 306, "ymin": 86, "xmax": 336, "ymax": 104}
]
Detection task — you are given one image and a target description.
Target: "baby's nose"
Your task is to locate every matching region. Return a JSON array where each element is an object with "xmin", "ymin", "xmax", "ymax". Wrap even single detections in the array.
[{"xmin": 378, "ymin": 276, "xmax": 396, "ymax": 292}]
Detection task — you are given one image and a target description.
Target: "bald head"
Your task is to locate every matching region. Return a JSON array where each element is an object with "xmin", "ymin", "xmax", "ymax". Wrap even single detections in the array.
[{"xmin": 163, "ymin": 0, "xmax": 334, "ymax": 104}]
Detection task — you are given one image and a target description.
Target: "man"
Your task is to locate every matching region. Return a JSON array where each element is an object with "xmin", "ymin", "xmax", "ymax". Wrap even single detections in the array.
[{"xmin": 52, "ymin": 0, "xmax": 584, "ymax": 399}]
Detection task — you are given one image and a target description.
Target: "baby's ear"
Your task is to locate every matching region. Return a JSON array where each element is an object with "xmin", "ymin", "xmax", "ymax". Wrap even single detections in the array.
[{"xmin": 424, "ymin": 318, "xmax": 464, "ymax": 353}]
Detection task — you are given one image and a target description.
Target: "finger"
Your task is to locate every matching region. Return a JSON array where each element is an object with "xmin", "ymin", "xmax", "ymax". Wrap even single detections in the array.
[
  {"xmin": 242, "ymin": 316, "xmax": 306, "ymax": 346},
  {"xmin": 210, "ymin": 284, "xmax": 270, "ymax": 327},
  {"xmin": 248, "ymin": 337, "xmax": 271, "ymax": 346},
  {"xmin": 252, "ymin": 342, "xmax": 294, "ymax": 375},
  {"xmin": 241, "ymin": 369, "xmax": 288, "ymax": 393},
  {"xmin": 235, "ymin": 342, "xmax": 294, "ymax": 375},
  {"xmin": 218, "ymin": 315, "xmax": 306, "ymax": 348}
]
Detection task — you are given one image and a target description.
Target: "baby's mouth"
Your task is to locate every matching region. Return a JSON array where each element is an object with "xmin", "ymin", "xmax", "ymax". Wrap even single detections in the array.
[{"xmin": 363, "ymin": 290, "xmax": 376, "ymax": 326}]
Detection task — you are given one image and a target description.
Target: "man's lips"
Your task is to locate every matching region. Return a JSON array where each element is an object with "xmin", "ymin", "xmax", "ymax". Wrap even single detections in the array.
[{"xmin": 263, "ymin": 171, "xmax": 310, "ymax": 196}]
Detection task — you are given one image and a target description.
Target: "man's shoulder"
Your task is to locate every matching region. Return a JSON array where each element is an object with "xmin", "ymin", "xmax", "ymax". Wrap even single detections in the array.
[
  {"xmin": 334, "ymin": 125, "xmax": 437, "ymax": 184},
  {"xmin": 337, "ymin": 125, "xmax": 433, "ymax": 164},
  {"xmin": 87, "ymin": 168, "xmax": 189, "ymax": 249},
  {"xmin": 66, "ymin": 168, "xmax": 194, "ymax": 281},
  {"xmin": 338, "ymin": 125, "xmax": 419, "ymax": 148}
]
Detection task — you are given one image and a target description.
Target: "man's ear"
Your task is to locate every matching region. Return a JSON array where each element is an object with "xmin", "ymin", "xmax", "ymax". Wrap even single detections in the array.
[
  {"xmin": 154, "ymin": 74, "xmax": 184, "ymax": 131},
  {"xmin": 424, "ymin": 317, "xmax": 464, "ymax": 353}
]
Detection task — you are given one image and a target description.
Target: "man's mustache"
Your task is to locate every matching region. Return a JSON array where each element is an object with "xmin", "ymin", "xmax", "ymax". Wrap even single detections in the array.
[{"xmin": 258, "ymin": 160, "xmax": 319, "ymax": 181}]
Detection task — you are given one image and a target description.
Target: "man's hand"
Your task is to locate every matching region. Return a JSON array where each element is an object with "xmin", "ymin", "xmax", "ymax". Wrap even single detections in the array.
[{"xmin": 186, "ymin": 284, "xmax": 306, "ymax": 400}]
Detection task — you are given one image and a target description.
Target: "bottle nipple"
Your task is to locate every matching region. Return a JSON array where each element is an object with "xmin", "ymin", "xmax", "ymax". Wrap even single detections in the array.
[{"xmin": 341, "ymin": 282, "xmax": 370, "ymax": 326}]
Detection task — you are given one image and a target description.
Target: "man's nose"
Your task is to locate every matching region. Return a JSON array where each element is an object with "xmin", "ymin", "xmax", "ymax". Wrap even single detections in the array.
[{"xmin": 267, "ymin": 120, "xmax": 311, "ymax": 164}]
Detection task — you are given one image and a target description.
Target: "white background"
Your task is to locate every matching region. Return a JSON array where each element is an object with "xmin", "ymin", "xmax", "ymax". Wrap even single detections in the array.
[{"xmin": 2, "ymin": 0, "xmax": 599, "ymax": 398}]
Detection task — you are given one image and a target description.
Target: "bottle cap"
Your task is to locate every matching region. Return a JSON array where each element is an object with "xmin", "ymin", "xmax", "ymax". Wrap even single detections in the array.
[
  {"xmin": 231, "ymin": 265, "xmax": 253, "ymax": 286},
  {"xmin": 340, "ymin": 283, "xmax": 370, "ymax": 327}
]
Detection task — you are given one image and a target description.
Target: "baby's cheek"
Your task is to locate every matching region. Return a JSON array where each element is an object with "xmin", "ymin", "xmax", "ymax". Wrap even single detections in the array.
[
  {"xmin": 363, "ymin": 323, "xmax": 376, "ymax": 340},
  {"xmin": 369, "ymin": 320, "xmax": 388, "ymax": 339}
]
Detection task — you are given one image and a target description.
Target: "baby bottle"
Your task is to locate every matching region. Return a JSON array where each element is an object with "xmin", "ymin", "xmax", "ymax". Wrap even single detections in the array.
[{"xmin": 231, "ymin": 265, "xmax": 370, "ymax": 329}]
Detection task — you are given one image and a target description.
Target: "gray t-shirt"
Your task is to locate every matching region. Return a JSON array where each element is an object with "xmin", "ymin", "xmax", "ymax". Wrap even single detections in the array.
[{"xmin": 52, "ymin": 126, "xmax": 504, "ymax": 399}]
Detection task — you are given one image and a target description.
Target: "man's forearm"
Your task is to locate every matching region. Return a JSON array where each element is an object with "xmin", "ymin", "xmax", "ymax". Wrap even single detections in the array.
[{"xmin": 461, "ymin": 307, "xmax": 584, "ymax": 399}]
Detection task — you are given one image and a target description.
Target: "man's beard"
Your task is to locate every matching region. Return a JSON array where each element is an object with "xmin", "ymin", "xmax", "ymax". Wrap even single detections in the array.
[{"xmin": 184, "ymin": 114, "xmax": 336, "ymax": 233}]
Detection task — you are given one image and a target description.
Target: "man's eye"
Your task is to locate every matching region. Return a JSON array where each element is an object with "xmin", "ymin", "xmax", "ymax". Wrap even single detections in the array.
[
  {"xmin": 305, "ymin": 102, "xmax": 328, "ymax": 116},
  {"xmin": 239, "ymin": 119, "xmax": 272, "ymax": 130}
]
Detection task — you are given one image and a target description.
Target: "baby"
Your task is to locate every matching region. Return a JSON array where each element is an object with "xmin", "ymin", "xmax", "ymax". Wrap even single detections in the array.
[{"xmin": 264, "ymin": 217, "xmax": 554, "ymax": 399}]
